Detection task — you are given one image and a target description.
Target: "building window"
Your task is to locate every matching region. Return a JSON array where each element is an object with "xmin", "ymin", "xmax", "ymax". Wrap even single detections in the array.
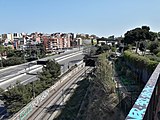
[{"xmin": 14, "ymin": 33, "xmax": 17, "ymax": 37}]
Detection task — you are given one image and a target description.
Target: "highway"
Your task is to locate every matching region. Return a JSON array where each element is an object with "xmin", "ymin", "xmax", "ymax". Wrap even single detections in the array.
[
  {"xmin": 0, "ymin": 48, "xmax": 81, "ymax": 80},
  {"xmin": 0, "ymin": 48, "xmax": 84, "ymax": 119},
  {"xmin": 0, "ymin": 50, "xmax": 84, "ymax": 89},
  {"xmin": 27, "ymin": 67, "xmax": 91, "ymax": 120}
]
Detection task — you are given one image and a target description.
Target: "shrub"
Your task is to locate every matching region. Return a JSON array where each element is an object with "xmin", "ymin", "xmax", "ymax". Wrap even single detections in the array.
[
  {"xmin": 153, "ymin": 47, "xmax": 160, "ymax": 55},
  {"xmin": 2, "ymin": 57, "xmax": 24, "ymax": 67},
  {"xmin": 146, "ymin": 54, "xmax": 160, "ymax": 62},
  {"xmin": 111, "ymin": 47, "xmax": 116, "ymax": 52},
  {"xmin": 124, "ymin": 51, "xmax": 158, "ymax": 71},
  {"xmin": 156, "ymin": 52, "xmax": 160, "ymax": 57}
]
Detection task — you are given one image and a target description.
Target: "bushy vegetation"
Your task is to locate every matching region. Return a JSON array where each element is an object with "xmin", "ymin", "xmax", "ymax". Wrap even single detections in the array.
[
  {"xmin": 1, "ymin": 83, "xmax": 33, "ymax": 114},
  {"xmin": 0, "ymin": 43, "xmax": 46, "ymax": 68},
  {"xmin": 96, "ymin": 52, "xmax": 115, "ymax": 92},
  {"xmin": 2, "ymin": 57, "xmax": 25, "ymax": 67},
  {"xmin": 0, "ymin": 59, "xmax": 61, "ymax": 115},
  {"xmin": 124, "ymin": 26, "xmax": 157, "ymax": 53},
  {"xmin": 78, "ymin": 52, "xmax": 125, "ymax": 120},
  {"xmin": 124, "ymin": 51, "xmax": 158, "ymax": 71},
  {"xmin": 95, "ymin": 44, "xmax": 111, "ymax": 55},
  {"xmin": 115, "ymin": 57, "xmax": 141, "ymax": 85},
  {"xmin": 145, "ymin": 54, "xmax": 160, "ymax": 62}
]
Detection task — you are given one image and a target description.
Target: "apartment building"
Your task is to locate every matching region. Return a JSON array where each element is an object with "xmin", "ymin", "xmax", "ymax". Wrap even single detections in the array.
[
  {"xmin": 59, "ymin": 33, "xmax": 72, "ymax": 48},
  {"xmin": 43, "ymin": 33, "xmax": 74, "ymax": 51},
  {"xmin": 0, "ymin": 32, "xmax": 76, "ymax": 51},
  {"xmin": 0, "ymin": 33, "xmax": 24, "ymax": 49},
  {"xmin": 42, "ymin": 35, "xmax": 55, "ymax": 51}
]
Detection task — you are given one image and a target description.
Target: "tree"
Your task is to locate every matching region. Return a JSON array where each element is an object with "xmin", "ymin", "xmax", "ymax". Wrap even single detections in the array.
[
  {"xmin": 38, "ymin": 70, "xmax": 52, "ymax": 87},
  {"xmin": 2, "ymin": 57, "xmax": 24, "ymax": 67},
  {"xmin": 142, "ymin": 26, "xmax": 150, "ymax": 31},
  {"xmin": 37, "ymin": 43, "xmax": 46, "ymax": 58},
  {"xmin": 38, "ymin": 59, "xmax": 61, "ymax": 85},
  {"xmin": 158, "ymin": 32, "xmax": 160, "ymax": 38},
  {"xmin": 95, "ymin": 42, "xmax": 111, "ymax": 55},
  {"xmin": 44, "ymin": 59, "xmax": 61, "ymax": 78},
  {"xmin": 89, "ymin": 46, "xmax": 97, "ymax": 56},
  {"xmin": 102, "ymin": 44, "xmax": 110, "ymax": 51},
  {"xmin": 149, "ymin": 32, "xmax": 157, "ymax": 41},
  {"xmin": 96, "ymin": 53, "xmax": 115, "ymax": 92},
  {"xmin": 147, "ymin": 40, "xmax": 159, "ymax": 53},
  {"xmin": 124, "ymin": 26, "xmax": 152, "ymax": 53},
  {"xmin": 5, "ymin": 46, "xmax": 15, "ymax": 58},
  {"xmin": 108, "ymin": 35, "xmax": 114, "ymax": 40},
  {"xmin": 0, "ymin": 45, "xmax": 5, "ymax": 67},
  {"xmin": 1, "ymin": 83, "xmax": 32, "ymax": 115},
  {"xmin": 139, "ymin": 42, "xmax": 145, "ymax": 54}
]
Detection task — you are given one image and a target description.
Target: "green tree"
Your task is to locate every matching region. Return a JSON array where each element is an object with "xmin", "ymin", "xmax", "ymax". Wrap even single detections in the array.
[
  {"xmin": 37, "ymin": 43, "xmax": 46, "ymax": 58},
  {"xmin": 1, "ymin": 83, "xmax": 32, "ymax": 114},
  {"xmin": 124, "ymin": 26, "xmax": 153, "ymax": 53},
  {"xmin": 158, "ymin": 32, "xmax": 160, "ymax": 38},
  {"xmin": 2, "ymin": 57, "xmax": 24, "ymax": 67},
  {"xmin": 5, "ymin": 47, "xmax": 15, "ymax": 58},
  {"xmin": 108, "ymin": 35, "xmax": 114, "ymax": 40},
  {"xmin": 96, "ymin": 52, "xmax": 115, "ymax": 93},
  {"xmin": 147, "ymin": 40, "xmax": 159, "ymax": 53},
  {"xmin": 44, "ymin": 59, "xmax": 61, "ymax": 78},
  {"xmin": 139, "ymin": 42, "xmax": 145, "ymax": 54},
  {"xmin": 38, "ymin": 59, "xmax": 61, "ymax": 85},
  {"xmin": 0, "ymin": 45, "xmax": 5, "ymax": 67},
  {"xmin": 1, "ymin": 59, "xmax": 61, "ymax": 116},
  {"xmin": 149, "ymin": 32, "xmax": 157, "ymax": 41},
  {"xmin": 96, "ymin": 44, "xmax": 111, "ymax": 55}
]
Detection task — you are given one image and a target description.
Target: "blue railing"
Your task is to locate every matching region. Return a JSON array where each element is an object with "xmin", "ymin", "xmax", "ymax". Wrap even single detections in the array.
[{"xmin": 126, "ymin": 63, "xmax": 160, "ymax": 120}]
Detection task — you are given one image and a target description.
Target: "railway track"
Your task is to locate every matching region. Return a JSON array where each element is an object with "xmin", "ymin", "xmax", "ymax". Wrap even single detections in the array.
[{"xmin": 27, "ymin": 67, "xmax": 91, "ymax": 120}]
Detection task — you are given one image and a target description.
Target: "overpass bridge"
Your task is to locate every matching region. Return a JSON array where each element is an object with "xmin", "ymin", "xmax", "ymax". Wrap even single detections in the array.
[{"xmin": 126, "ymin": 63, "xmax": 160, "ymax": 120}]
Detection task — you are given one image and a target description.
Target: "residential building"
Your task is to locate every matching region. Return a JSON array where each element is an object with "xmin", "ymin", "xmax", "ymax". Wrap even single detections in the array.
[{"xmin": 0, "ymin": 32, "xmax": 76, "ymax": 51}]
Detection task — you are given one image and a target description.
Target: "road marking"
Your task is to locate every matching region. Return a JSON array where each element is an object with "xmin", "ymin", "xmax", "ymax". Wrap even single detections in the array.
[
  {"xmin": 0, "ymin": 53, "xmax": 83, "ymax": 88},
  {"xmin": 20, "ymin": 76, "xmax": 37, "ymax": 84},
  {"xmin": 0, "ymin": 50, "xmax": 82, "ymax": 73},
  {"xmin": 55, "ymin": 51, "xmax": 82, "ymax": 61}
]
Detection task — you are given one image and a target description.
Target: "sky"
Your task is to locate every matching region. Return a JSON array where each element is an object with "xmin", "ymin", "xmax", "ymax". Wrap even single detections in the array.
[{"xmin": 0, "ymin": 0, "xmax": 160, "ymax": 37}]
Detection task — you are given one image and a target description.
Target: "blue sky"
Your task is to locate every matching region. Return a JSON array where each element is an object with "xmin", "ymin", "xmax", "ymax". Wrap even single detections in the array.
[{"xmin": 0, "ymin": 0, "xmax": 160, "ymax": 37}]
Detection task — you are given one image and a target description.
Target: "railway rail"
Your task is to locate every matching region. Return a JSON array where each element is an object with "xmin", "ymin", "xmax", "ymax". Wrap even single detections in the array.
[{"xmin": 27, "ymin": 67, "xmax": 91, "ymax": 120}]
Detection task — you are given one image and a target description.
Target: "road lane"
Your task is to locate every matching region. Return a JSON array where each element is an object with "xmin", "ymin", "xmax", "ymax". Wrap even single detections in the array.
[
  {"xmin": 0, "ymin": 53, "xmax": 84, "ymax": 89},
  {"xmin": 0, "ymin": 49, "xmax": 82, "ymax": 80},
  {"xmin": 0, "ymin": 50, "xmax": 83, "ymax": 81}
]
